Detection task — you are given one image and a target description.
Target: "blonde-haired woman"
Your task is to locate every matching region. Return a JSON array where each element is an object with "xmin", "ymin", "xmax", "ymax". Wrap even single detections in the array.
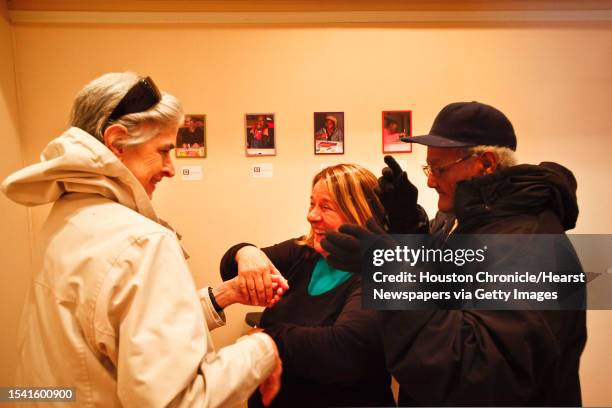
[{"xmin": 220, "ymin": 164, "xmax": 395, "ymax": 408}]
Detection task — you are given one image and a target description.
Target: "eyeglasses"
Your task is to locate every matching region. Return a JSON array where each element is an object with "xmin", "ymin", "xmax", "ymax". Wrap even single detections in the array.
[
  {"xmin": 422, "ymin": 154, "xmax": 476, "ymax": 178},
  {"xmin": 103, "ymin": 76, "xmax": 161, "ymax": 132}
]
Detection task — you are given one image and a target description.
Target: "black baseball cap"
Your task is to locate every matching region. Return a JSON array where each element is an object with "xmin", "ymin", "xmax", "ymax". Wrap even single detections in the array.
[{"xmin": 401, "ymin": 101, "xmax": 517, "ymax": 151}]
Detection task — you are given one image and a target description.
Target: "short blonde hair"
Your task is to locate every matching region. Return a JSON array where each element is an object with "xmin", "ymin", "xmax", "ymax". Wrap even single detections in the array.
[
  {"xmin": 70, "ymin": 72, "xmax": 183, "ymax": 147},
  {"xmin": 298, "ymin": 164, "xmax": 384, "ymax": 248}
]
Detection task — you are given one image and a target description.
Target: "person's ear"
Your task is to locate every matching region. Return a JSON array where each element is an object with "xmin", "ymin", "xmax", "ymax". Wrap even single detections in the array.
[
  {"xmin": 479, "ymin": 151, "xmax": 498, "ymax": 174},
  {"xmin": 103, "ymin": 124, "xmax": 128, "ymax": 157}
]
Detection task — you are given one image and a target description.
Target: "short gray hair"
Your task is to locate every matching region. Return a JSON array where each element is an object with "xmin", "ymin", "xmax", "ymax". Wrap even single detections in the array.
[
  {"xmin": 70, "ymin": 72, "xmax": 183, "ymax": 147},
  {"xmin": 461, "ymin": 145, "xmax": 517, "ymax": 170}
]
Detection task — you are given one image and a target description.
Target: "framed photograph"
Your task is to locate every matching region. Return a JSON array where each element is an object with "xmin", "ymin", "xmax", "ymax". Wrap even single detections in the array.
[
  {"xmin": 245, "ymin": 113, "xmax": 276, "ymax": 156},
  {"xmin": 314, "ymin": 112, "xmax": 344, "ymax": 155},
  {"xmin": 382, "ymin": 110, "xmax": 412, "ymax": 154},
  {"xmin": 176, "ymin": 114, "xmax": 206, "ymax": 158}
]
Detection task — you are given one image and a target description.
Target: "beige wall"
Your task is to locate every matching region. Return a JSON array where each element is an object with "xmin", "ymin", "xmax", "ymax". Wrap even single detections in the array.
[
  {"xmin": 9, "ymin": 0, "xmax": 612, "ymax": 12},
  {"xmin": 2, "ymin": 11, "xmax": 611, "ymax": 405},
  {"xmin": 0, "ymin": 0, "xmax": 31, "ymax": 387}
]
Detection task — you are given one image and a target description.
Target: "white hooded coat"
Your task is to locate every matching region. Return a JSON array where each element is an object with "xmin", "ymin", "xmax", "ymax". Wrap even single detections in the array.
[{"xmin": 2, "ymin": 127, "xmax": 275, "ymax": 407}]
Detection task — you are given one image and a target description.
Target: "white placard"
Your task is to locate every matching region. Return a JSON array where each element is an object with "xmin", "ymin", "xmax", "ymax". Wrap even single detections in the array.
[
  {"xmin": 252, "ymin": 163, "xmax": 273, "ymax": 178},
  {"xmin": 181, "ymin": 165, "xmax": 203, "ymax": 181}
]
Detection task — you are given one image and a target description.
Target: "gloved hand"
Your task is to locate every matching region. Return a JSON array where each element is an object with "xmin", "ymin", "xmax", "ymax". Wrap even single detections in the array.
[
  {"xmin": 321, "ymin": 218, "xmax": 395, "ymax": 274},
  {"xmin": 376, "ymin": 155, "xmax": 421, "ymax": 233}
]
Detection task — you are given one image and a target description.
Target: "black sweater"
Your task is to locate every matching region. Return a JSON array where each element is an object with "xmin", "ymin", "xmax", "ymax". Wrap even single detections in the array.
[{"xmin": 221, "ymin": 240, "xmax": 394, "ymax": 408}]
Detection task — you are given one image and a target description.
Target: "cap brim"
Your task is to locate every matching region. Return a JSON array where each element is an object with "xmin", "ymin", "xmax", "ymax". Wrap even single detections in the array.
[{"xmin": 400, "ymin": 134, "xmax": 477, "ymax": 148}]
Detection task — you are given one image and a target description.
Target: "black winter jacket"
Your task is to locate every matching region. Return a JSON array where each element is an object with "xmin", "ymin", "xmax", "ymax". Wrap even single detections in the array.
[{"xmin": 386, "ymin": 162, "xmax": 586, "ymax": 406}]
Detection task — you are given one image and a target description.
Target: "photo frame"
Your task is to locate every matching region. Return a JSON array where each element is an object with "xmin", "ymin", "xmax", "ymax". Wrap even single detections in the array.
[
  {"xmin": 314, "ymin": 112, "xmax": 344, "ymax": 155},
  {"xmin": 382, "ymin": 110, "xmax": 412, "ymax": 154},
  {"xmin": 245, "ymin": 113, "xmax": 276, "ymax": 156},
  {"xmin": 176, "ymin": 114, "xmax": 206, "ymax": 158}
]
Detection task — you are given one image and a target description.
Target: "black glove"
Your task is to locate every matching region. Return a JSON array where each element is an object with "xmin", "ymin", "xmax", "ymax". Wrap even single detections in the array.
[
  {"xmin": 321, "ymin": 218, "xmax": 395, "ymax": 274},
  {"xmin": 376, "ymin": 155, "xmax": 422, "ymax": 234}
]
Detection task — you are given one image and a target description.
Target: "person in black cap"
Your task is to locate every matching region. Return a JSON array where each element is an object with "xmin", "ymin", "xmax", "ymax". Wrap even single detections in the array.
[{"xmin": 322, "ymin": 101, "xmax": 586, "ymax": 406}]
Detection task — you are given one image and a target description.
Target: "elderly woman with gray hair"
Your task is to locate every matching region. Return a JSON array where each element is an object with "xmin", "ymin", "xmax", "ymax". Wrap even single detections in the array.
[{"xmin": 2, "ymin": 72, "xmax": 285, "ymax": 407}]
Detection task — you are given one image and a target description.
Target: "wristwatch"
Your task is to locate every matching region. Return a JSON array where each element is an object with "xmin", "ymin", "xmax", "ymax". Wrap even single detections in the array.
[{"xmin": 208, "ymin": 286, "xmax": 224, "ymax": 314}]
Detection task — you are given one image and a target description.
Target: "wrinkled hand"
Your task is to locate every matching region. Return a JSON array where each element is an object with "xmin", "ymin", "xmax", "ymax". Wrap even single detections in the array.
[
  {"xmin": 376, "ymin": 155, "xmax": 420, "ymax": 233},
  {"xmin": 236, "ymin": 246, "xmax": 288, "ymax": 306},
  {"xmin": 321, "ymin": 218, "xmax": 394, "ymax": 274},
  {"xmin": 258, "ymin": 336, "xmax": 282, "ymax": 406},
  {"xmin": 222, "ymin": 274, "xmax": 288, "ymax": 308},
  {"xmin": 267, "ymin": 275, "xmax": 289, "ymax": 307}
]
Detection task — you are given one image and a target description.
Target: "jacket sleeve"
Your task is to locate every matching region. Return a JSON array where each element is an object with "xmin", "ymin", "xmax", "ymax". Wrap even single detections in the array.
[
  {"xmin": 264, "ymin": 282, "xmax": 383, "ymax": 386},
  {"xmin": 381, "ymin": 309, "xmax": 559, "ymax": 406},
  {"xmin": 197, "ymin": 286, "xmax": 226, "ymax": 331},
  {"xmin": 94, "ymin": 232, "xmax": 276, "ymax": 408}
]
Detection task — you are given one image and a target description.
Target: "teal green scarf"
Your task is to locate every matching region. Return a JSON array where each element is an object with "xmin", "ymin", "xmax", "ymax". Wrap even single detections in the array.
[{"xmin": 308, "ymin": 257, "xmax": 352, "ymax": 296}]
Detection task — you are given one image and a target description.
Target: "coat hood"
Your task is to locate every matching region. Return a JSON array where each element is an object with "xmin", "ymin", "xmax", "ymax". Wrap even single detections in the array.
[
  {"xmin": 1, "ymin": 127, "xmax": 158, "ymax": 223},
  {"xmin": 454, "ymin": 161, "xmax": 579, "ymax": 231}
]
